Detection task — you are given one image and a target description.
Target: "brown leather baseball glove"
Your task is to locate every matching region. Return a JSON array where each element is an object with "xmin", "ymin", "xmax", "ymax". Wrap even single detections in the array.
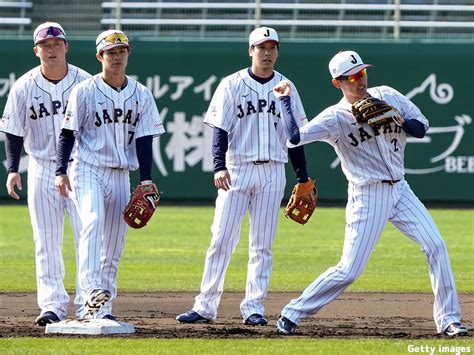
[
  {"xmin": 352, "ymin": 95, "xmax": 403, "ymax": 127},
  {"xmin": 285, "ymin": 179, "xmax": 318, "ymax": 225},
  {"xmin": 123, "ymin": 181, "xmax": 160, "ymax": 229}
]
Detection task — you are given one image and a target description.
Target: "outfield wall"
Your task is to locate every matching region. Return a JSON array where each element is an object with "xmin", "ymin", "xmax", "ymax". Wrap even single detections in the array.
[{"xmin": 0, "ymin": 40, "xmax": 472, "ymax": 202}]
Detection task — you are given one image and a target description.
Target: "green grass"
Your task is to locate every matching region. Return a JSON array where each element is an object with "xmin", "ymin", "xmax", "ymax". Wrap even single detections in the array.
[
  {"xmin": 0, "ymin": 205, "xmax": 472, "ymax": 354},
  {"xmin": 0, "ymin": 205, "xmax": 472, "ymax": 293},
  {"xmin": 1, "ymin": 338, "xmax": 473, "ymax": 354}
]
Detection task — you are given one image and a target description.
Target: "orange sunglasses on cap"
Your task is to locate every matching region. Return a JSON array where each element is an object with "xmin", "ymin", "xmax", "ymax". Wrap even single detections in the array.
[{"xmin": 339, "ymin": 68, "xmax": 367, "ymax": 83}]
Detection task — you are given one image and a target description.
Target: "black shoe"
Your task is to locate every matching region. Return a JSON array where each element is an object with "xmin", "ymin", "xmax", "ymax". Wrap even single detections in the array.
[
  {"xmin": 176, "ymin": 310, "xmax": 211, "ymax": 323},
  {"xmin": 35, "ymin": 311, "xmax": 60, "ymax": 326},
  {"xmin": 102, "ymin": 314, "xmax": 117, "ymax": 321},
  {"xmin": 244, "ymin": 314, "xmax": 268, "ymax": 326},
  {"xmin": 276, "ymin": 316, "xmax": 297, "ymax": 335},
  {"xmin": 444, "ymin": 322, "xmax": 469, "ymax": 336}
]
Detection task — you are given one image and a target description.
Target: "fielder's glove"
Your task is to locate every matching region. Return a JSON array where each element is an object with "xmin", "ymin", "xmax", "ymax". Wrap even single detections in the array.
[
  {"xmin": 123, "ymin": 180, "xmax": 160, "ymax": 229},
  {"xmin": 351, "ymin": 95, "xmax": 403, "ymax": 127},
  {"xmin": 285, "ymin": 178, "xmax": 318, "ymax": 225}
]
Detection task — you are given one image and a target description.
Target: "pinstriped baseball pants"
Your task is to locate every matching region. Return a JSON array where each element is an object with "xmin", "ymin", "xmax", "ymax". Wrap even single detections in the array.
[
  {"xmin": 70, "ymin": 162, "xmax": 130, "ymax": 318},
  {"xmin": 193, "ymin": 162, "xmax": 286, "ymax": 320},
  {"xmin": 28, "ymin": 157, "xmax": 82, "ymax": 320},
  {"xmin": 281, "ymin": 179, "xmax": 462, "ymax": 333}
]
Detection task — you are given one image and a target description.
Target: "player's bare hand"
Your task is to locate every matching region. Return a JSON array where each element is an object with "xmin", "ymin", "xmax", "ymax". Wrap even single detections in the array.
[
  {"xmin": 392, "ymin": 107, "xmax": 405, "ymax": 126},
  {"xmin": 55, "ymin": 174, "xmax": 72, "ymax": 197},
  {"xmin": 273, "ymin": 80, "xmax": 291, "ymax": 98},
  {"xmin": 6, "ymin": 172, "xmax": 22, "ymax": 200},
  {"xmin": 214, "ymin": 170, "xmax": 231, "ymax": 191}
]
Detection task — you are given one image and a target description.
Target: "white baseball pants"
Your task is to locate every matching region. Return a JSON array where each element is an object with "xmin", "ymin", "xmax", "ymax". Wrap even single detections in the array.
[
  {"xmin": 281, "ymin": 179, "xmax": 462, "ymax": 333},
  {"xmin": 28, "ymin": 157, "xmax": 81, "ymax": 320},
  {"xmin": 193, "ymin": 162, "xmax": 285, "ymax": 320},
  {"xmin": 70, "ymin": 162, "xmax": 130, "ymax": 318}
]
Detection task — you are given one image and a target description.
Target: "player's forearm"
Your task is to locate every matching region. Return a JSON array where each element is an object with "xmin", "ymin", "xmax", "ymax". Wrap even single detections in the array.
[
  {"xmin": 4, "ymin": 133, "xmax": 23, "ymax": 173},
  {"xmin": 136, "ymin": 135, "xmax": 153, "ymax": 181},
  {"xmin": 279, "ymin": 96, "xmax": 301, "ymax": 144},
  {"xmin": 212, "ymin": 127, "xmax": 228, "ymax": 173},
  {"xmin": 402, "ymin": 118, "xmax": 426, "ymax": 138},
  {"xmin": 288, "ymin": 145, "xmax": 309, "ymax": 183},
  {"xmin": 55, "ymin": 129, "xmax": 75, "ymax": 175}
]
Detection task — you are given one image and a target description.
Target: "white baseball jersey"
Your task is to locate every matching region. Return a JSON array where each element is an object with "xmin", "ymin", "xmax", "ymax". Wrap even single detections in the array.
[
  {"xmin": 204, "ymin": 69, "xmax": 307, "ymax": 164},
  {"xmin": 281, "ymin": 85, "xmax": 463, "ymax": 333},
  {"xmin": 293, "ymin": 85, "xmax": 429, "ymax": 185},
  {"xmin": 63, "ymin": 73, "xmax": 165, "ymax": 318},
  {"xmin": 63, "ymin": 74, "xmax": 165, "ymax": 169},
  {"xmin": 0, "ymin": 64, "xmax": 90, "ymax": 320},
  {"xmin": 1, "ymin": 64, "xmax": 91, "ymax": 160},
  {"xmin": 193, "ymin": 69, "xmax": 307, "ymax": 321}
]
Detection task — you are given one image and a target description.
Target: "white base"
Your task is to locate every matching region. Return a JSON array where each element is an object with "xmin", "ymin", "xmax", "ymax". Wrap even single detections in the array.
[{"xmin": 45, "ymin": 318, "xmax": 135, "ymax": 335}]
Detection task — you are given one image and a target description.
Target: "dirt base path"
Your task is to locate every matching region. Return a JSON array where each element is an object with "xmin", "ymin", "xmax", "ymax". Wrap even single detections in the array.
[{"xmin": 1, "ymin": 292, "xmax": 472, "ymax": 339}]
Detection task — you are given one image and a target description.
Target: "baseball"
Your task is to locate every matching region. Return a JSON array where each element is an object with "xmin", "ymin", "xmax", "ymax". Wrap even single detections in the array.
[{"xmin": 273, "ymin": 80, "xmax": 291, "ymax": 96}]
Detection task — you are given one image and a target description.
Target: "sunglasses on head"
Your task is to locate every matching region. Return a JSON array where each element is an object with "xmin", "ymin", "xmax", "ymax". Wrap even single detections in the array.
[
  {"xmin": 35, "ymin": 26, "xmax": 65, "ymax": 42},
  {"xmin": 338, "ymin": 68, "xmax": 367, "ymax": 83},
  {"xmin": 99, "ymin": 33, "xmax": 129, "ymax": 46}
]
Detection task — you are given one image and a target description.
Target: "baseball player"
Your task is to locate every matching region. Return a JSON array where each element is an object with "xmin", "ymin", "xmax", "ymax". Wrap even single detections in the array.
[
  {"xmin": 0, "ymin": 22, "xmax": 91, "ymax": 326},
  {"xmin": 54, "ymin": 29, "xmax": 165, "ymax": 320},
  {"xmin": 273, "ymin": 50, "xmax": 468, "ymax": 337},
  {"xmin": 176, "ymin": 27, "xmax": 311, "ymax": 326}
]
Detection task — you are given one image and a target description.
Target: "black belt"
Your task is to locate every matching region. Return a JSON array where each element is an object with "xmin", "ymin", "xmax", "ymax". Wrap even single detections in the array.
[
  {"xmin": 51, "ymin": 159, "xmax": 73, "ymax": 163},
  {"xmin": 381, "ymin": 179, "xmax": 401, "ymax": 185},
  {"xmin": 253, "ymin": 160, "xmax": 270, "ymax": 165}
]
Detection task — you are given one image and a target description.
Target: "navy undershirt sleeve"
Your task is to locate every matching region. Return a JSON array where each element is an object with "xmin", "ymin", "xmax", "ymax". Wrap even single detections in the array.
[
  {"xmin": 136, "ymin": 135, "xmax": 153, "ymax": 181},
  {"xmin": 277, "ymin": 96, "xmax": 308, "ymax": 181},
  {"xmin": 288, "ymin": 146, "xmax": 309, "ymax": 183},
  {"xmin": 280, "ymin": 96, "xmax": 301, "ymax": 144},
  {"xmin": 212, "ymin": 127, "xmax": 228, "ymax": 173},
  {"xmin": 5, "ymin": 133, "xmax": 23, "ymax": 173},
  {"xmin": 402, "ymin": 118, "xmax": 426, "ymax": 138},
  {"xmin": 55, "ymin": 129, "xmax": 75, "ymax": 176}
]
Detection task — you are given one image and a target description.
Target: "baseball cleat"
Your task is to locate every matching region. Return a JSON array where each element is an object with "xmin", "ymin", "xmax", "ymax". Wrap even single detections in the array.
[
  {"xmin": 102, "ymin": 314, "xmax": 117, "ymax": 321},
  {"xmin": 176, "ymin": 310, "xmax": 211, "ymax": 323},
  {"xmin": 276, "ymin": 316, "xmax": 297, "ymax": 335},
  {"xmin": 444, "ymin": 322, "xmax": 469, "ymax": 337},
  {"xmin": 84, "ymin": 289, "xmax": 111, "ymax": 315},
  {"xmin": 244, "ymin": 314, "xmax": 268, "ymax": 326},
  {"xmin": 35, "ymin": 311, "xmax": 60, "ymax": 326}
]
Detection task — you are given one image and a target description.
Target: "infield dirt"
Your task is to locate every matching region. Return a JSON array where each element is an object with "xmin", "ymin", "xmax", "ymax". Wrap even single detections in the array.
[{"xmin": 1, "ymin": 292, "xmax": 472, "ymax": 339}]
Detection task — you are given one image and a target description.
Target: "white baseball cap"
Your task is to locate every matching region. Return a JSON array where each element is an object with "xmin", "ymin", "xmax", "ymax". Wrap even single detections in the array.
[
  {"xmin": 328, "ymin": 50, "xmax": 373, "ymax": 79},
  {"xmin": 33, "ymin": 22, "xmax": 66, "ymax": 44},
  {"xmin": 96, "ymin": 29, "xmax": 130, "ymax": 53},
  {"xmin": 248, "ymin": 27, "xmax": 279, "ymax": 47}
]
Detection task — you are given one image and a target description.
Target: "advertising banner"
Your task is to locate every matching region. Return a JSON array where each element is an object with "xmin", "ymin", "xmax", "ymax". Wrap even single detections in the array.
[{"xmin": 0, "ymin": 40, "xmax": 472, "ymax": 202}]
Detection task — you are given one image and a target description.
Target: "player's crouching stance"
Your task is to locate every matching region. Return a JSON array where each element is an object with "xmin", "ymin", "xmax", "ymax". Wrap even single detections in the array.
[
  {"xmin": 1, "ymin": 22, "xmax": 91, "ymax": 326},
  {"xmin": 54, "ymin": 30, "xmax": 165, "ymax": 322},
  {"xmin": 273, "ymin": 51, "xmax": 468, "ymax": 337}
]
